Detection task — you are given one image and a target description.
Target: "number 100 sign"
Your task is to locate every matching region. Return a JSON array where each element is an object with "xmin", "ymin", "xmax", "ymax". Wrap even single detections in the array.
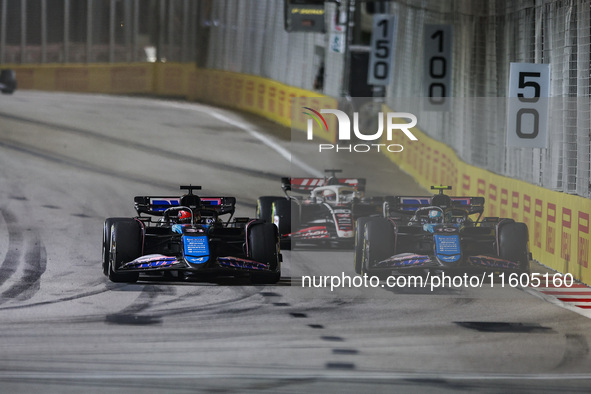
[
  {"xmin": 506, "ymin": 63, "xmax": 550, "ymax": 148},
  {"xmin": 423, "ymin": 24, "xmax": 453, "ymax": 111}
]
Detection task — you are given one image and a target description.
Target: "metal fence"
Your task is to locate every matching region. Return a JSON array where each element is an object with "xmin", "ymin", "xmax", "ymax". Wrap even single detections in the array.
[
  {"xmin": 386, "ymin": 0, "xmax": 591, "ymax": 198},
  {"xmin": 1, "ymin": 0, "xmax": 590, "ymax": 198},
  {"xmin": 201, "ymin": 0, "xmax": 591, "ymax": 198},
  {"xmin": 200, "ymin": 0, "xmax": 330, "ymax": 93},
  {"xmin": 388, "ymin": 0, "xmax": 591, "ymax": 197},
  {"xmin": 0, "ymin": 0, "xmax": 199, "ymax": 64}
]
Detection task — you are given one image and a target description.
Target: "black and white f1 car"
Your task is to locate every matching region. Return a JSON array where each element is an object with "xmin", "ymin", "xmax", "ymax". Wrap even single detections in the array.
[
  {"xmin": 256, "ymin": 170, "xmax": 367, "ymax": 248},
  {"xmin": 354, "ymin": 186, "xmax": 531, "ymax": 276},
  {"xmin": 102, "ymin": 186, "xmax": 281, "ymax": 284},
  {"xmin": 0, "ymin": 69, "xmax": 16, "ymax": 94}
]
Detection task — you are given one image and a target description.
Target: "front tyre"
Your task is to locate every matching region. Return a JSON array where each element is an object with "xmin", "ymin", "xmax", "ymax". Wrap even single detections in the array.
[
  {"xmin": 362, "ymin": 217, "xmax": 395, "ymax": 276},
  {"xmin": 499, "ymin": 222, "xmax": 531, "ymax": 274},
  {"xmin": 249, "ymin": 222, "xmax": 281, "ymax": 284},
  {"xmin": 103, "ymin": 217, "xmax": 127, "ymax": 276},
  {"xmin": 108, "ymin": 219, "xmax": 141, "ymax": 283}
]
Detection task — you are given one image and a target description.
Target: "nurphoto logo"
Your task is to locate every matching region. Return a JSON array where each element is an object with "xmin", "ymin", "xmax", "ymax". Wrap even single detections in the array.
[{"xmin": 303, "ymin": 107, "xmax": 418, "ymax": 153}]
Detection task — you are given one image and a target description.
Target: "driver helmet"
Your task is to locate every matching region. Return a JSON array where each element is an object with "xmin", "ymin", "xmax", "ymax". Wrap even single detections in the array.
[
  {"xmin": 323, "ymin": 190, "xmax": 336, "ymax": 202},
  {"xmin": 178, "ymin": 209, "xmax": 192, "ymax": 224},
  {"xmin": 428, "ymin": 209, "xmax": 443, "ymax": 223}
]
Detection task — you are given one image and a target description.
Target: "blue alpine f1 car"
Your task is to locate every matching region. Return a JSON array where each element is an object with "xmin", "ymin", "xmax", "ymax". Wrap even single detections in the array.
[
  {"xmin": 102, "ymin": 186, "xmax": 281, "ymax": 284},
  {"xmin": 354, "ymin": 186, "xmax": 532, "ymax": 276}
]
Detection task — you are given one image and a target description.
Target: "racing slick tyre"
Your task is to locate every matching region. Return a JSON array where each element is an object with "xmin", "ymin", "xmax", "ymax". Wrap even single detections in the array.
[
  {"xmin": 256, "ymin": 196, "xmax": 284, "ymax": 224},
  {"xmin": 108, "ymin": 219, "xmax": 141, "ymax": 283},
  {"xmin": 499, "ymin": 222, "xmax": 531, "ymax": 274},
  {"xmin": 272, "ymin": 198, "xmax": 299, "ymax": 250},
  {"xmin": 103, "ymin": 217, "xmax": 128, "ymax": 276},
  {"xmin": 0, "ymin": 69, "xmax": 16, "ymax": 94},
  {"xmin": 362, "ymin": 217, "xmax": 395, "ymax": 276},
  {"xmin": 248, "ymin": 222, "xmax": 281, "ymax": 284},
  {"xmin": 354, "ymin": 217, "xmax": 373, "ymax": 275}
]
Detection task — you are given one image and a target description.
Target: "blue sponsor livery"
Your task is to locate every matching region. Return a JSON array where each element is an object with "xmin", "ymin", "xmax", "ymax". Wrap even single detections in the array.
[
  {"xmin": 434, "ymin": 234, "xmax": 461, "ymax": 262},
  {"xmin": 218, "ymin": 257, "xmax": 270, "ymax": 271},
  {"xmin": 376, "ymin": 253, "xmax": 432, "ymax": 268},
  {"xmin": 399, "ymin": 197, "xmax": 431, "ymax": 211},
  {"xmin": 469, "ymin": 256, "xmax": 519, "ymax": 269},
  {"xmin": 186, "ymin": 256, "xmax": 209, "ymax": 264},
  {"xmin": 183, "ymin": 235, "xmax": 209, "ymax": 264},
  {"xmin": 121, "ymin": 255, "xmax": 178, "ymax": 269},
  {"xmin": 150, "ymin": 198, "xmax": 181, "ymax": 212}
]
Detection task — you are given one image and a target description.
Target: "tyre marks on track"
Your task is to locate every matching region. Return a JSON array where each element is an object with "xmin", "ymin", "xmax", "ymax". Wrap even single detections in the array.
[
  {"xmin": 0, "ymin": 111, "xmax": 285, "ymax": 181},
  {"xmin": 0, "ymin": 138, "xmax": 181, "ymax": 191},
  {"xmin": 0, "ymin": 208, "xmax": 47, "ymax": 304},
  {"xmin": 105, "ymin": 286, "xmax": 171, "ymax": 325},
  {"xmin": 261, "ymin": 289, "xmax": 360, "ymax": 372},
  {"xmin": 0, "ymin": 288, "xmax": 112, "ymax": 311},
  {"xmin": 2, "ymin": 232, "xmax": 46, "ymax": 301},
  {"xmin": 0, "ymin": 140, "xmax": 258, "ymax": 210},
  {"xmin": 104, "ymin": 281, "xmax": 267, "ymax": 325},
  {"xmin": 554, "ymin": 334, "xmax": 590, "ymax": 371},
  {"xmin": 0, "ymin": 209, "xmax": 23, "ymax": 288}
]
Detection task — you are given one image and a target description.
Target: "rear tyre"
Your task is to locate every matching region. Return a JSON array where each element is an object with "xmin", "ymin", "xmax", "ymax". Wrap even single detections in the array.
[
  {"xmin": 499, "ymin": 222, "xmax": 531, "ymax": 274},
  {"xmin": 0, "ymin": 69, "xmax": 16, "ymax": 94},
  {"xmin": 103, "ymin": 217, "xmax": 127, "ymax": 276},
  {"xmin": 272, "ymin": 199, "xmax": 299, "ymax": 250},
  {"xmin": 354, "ymin": 217, "xmax": 372, "ymax": 274},
  {"xmin": 256, "ymin": 196, "xmax": 284, "ymax": 223},
  {"xmin": 362, "ymin": 218, "xmax": 395, "ymax": 276},
  {"xmin": 249, "ymin": 223, "xmax": 281, "ymax": 284},
  {"xmin": 108, "ymin": 219, "xmax": 141, "ymax": 283}
]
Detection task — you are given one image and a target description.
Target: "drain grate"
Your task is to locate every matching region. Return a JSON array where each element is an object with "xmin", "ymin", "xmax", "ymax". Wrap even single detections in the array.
[
  {"xmin": 455, "ymin": 321, "xmax": 552, "ymax": 333},
  {"xmin": 105, "ymin": 313, "xmax": 162, "ymax": 326}
]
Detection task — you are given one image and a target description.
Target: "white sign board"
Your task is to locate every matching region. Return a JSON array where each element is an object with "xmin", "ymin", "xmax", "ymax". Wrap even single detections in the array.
[
  {"xmin": 329, "ymin": 32, "xmax": 345, "ymax": 53},
  {"xmin": 367, "ymin": 14, "xmax": 397, "ymax": 86},
  {"xmin": 506, "ymin": 63, "xmax": 550, "ymax": 148},
  {"xmin": 423, "ymin": 24, "xmax": 453, "ymax": 111},
  {"xmin": 329, "ymin": 11, "xmax": 345, "ymax": 53}
]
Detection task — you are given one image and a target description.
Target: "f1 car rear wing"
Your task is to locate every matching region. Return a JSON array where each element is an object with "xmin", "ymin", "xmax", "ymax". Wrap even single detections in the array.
[
  {"xmin": 388, "ymin": 196, "xmax": 485, "ymax": 215},
  {"xmin": 281, "ymin": 177, "xmax": 366, "ymax": 193},
  {"xmin": 134, "ymin": 196, "xmax": 236, "ymax": 216}
]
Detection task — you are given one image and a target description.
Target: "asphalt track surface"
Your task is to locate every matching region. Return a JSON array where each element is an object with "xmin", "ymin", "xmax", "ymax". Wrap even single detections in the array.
[{"xmin": 0, "ymin": 91, "xmax": 590, "ymax": 393}]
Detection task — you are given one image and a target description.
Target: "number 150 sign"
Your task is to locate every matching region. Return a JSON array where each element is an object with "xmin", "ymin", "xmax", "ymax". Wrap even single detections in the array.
[
  {"xmin": 367, "ymin": 15, "xmax": 397, "ymax": 86},
  {"xmin": 506, "ymin": 63, "xmax": 550, "ymax": 148}
]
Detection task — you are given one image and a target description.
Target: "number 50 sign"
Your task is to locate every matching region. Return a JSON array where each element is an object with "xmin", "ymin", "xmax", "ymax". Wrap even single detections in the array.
[{"xmin": 506, "ymin": 63, "xmax": 550, "ymax": 148}]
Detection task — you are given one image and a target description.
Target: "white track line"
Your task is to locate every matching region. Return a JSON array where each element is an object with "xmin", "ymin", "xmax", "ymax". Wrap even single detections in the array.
[
  {"xmin": 161, "ymin": 101, "xmax": 323, "ymax": 177},
  {"xmin": 2, "ymin": 370, "xmax": 591, "ymax": 381}
]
